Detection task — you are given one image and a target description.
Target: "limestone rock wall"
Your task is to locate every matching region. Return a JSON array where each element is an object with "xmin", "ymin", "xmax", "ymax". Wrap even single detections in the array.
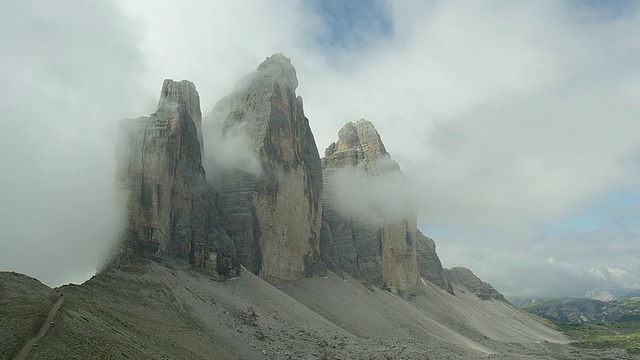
[
  {"xmin": 444, "ymin": 267, "xmax": 508, "ymax": 303},
  {"xmin": 113, "ymin": 79, "xmax": 239, "ymax": 279},
  {"xmin": 110, "ymin": 55, "xmax": 456, "ymax": 292},
  {"xmin": 214, "ymin": 54, "xmax": 323, "ymax": 284},
  {"xmin": 321, "ymin": 120, "xmax": 419, "ymax": 294},
  {"xmin": 416, "ymin": 230, "xmax": 455, "ymax": 294}
]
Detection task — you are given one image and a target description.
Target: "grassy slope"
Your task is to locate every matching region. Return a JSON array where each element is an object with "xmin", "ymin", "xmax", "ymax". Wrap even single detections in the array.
[
  {"xmin": 521, "ymin": 297, "xmax": 640, "ymax": 324},
  {"xmin": 520, "ymin": 297, "xmax": 640, "ymax": 353},
  {"xmin": 557, "ymin": 321, "xmax": 640, "ymax": 354},
  {"xmin": 520, "ymin": 298, "xmax": 601, "ymax": 312}
]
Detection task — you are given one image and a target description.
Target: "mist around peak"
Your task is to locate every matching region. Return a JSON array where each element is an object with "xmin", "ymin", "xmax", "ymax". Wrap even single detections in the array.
[
  {"xmin": 330, "ymin": 166, "xmax": 415, "ymax": 225},
  {"xmin": 201, "ymin": 115, "xmax": 264, "ymax": 189}
]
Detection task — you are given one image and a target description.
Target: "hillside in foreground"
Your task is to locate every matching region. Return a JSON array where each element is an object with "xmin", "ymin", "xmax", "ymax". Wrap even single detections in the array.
[{"xmin": 3, "ymin": 262, "xmax": 636, "ymax": 359}]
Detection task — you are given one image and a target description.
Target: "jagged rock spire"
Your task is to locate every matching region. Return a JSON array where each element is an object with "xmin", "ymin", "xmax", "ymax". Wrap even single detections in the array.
[
  {"xmin": 158, "ymin": 79, "xmax": 203, "ymax": 152},
  {"xmin": 321, "ymin": 119, "xmax": 419, "ymax": 295},
  {"xmin": 256, "ymin": 53, "xmax": 299, "ymax": 90},
  {"xmin": 213, "ymin": 54, "xmax": 324, "ymax": 283},
  {"xmin": 111, "ymin": 79, "xmax": 238, "ymax": 279}
]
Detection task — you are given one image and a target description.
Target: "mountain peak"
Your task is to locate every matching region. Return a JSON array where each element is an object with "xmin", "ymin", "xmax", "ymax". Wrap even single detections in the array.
[
  {"xmin": 325, "ymin": 119, "xmax": 397, "ymax": 175},
  {"xmin": 111, "ymin": 79, "xmax": 238, "ymax": 279},
  {"xmin": 257, "ymin": 53, "xmax": 298, "ymax": 90},
  {"xmin": 214, "ymin": 54, "xmax": 323, "ymax": 283},
  {"xmin": 158, "ymin": 79, "xmax": 197, "ymax": 109},
  {"xmin": 321, "ymin": 119, "xmax": 418, "ymax": 294},
  {"xmin": 157, "ymin": 79, "xmax": 203, "ymax": 150}
]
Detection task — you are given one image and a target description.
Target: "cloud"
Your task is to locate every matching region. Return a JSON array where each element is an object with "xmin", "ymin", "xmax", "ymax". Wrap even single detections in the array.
[
  {"xmin": 113, "ymin": 0, "xmax": 322, "ymax": 115},
  {"xmin": 302, "ymin": 1, "xmax": 640, "ymax": 231},
  {"xmin": 433, "ymin": 227, "xmax": 640, "ymax": 298},
  {"xmin": 329, "ymin": 165, "xmax": 415, "ymax": 224},
  {"xmin": 1, "ymin": 0, "xmax": 638, "ymax": 298},
  {"xmin": 296, "ymin": 0, "xmax": 640, "ymax": 297},
  {"xmin": 0, "ymin": 1, "xmax": 146, "ymax": 286},
  {"xmin": 202, "ymin": 112, "xmax": 264, "ymax": 188}
]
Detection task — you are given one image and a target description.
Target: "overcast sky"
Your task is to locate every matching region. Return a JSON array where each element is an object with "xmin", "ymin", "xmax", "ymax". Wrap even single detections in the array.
[{"xmin": 1, "ymin": 0, "xmax": 638, "ymax": 298}]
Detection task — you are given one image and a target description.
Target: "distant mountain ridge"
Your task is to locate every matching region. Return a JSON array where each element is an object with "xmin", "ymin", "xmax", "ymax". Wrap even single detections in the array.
[
  {"xmin": 585, "ymin": 289, "xmax": 616, "ymax": 302},
  {"xmin": 520, "ymin": 297, "xmax": 640, "ymax": 324}
]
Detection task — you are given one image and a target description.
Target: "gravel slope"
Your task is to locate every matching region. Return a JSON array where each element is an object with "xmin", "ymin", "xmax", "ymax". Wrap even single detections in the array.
[{"xmin": 1, "ymin": 262, "xmax": 636, "ymax": 359}]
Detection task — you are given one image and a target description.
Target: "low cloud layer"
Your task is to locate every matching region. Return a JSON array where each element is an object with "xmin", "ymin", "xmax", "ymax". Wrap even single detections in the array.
[
  {"xmin": 0, "ymin": 1, "xmax": 146, "ymax": 286},
  {"xmin": 329, "ymin": 166, "xmax": 415, "ymax": 225},
  {"xmin": 1, "ymin": 1, "xmax": 638, "ymax": 297},
  {"xmin": 202, "ymin": 114, "xmax": 264, "ymax": 188}
]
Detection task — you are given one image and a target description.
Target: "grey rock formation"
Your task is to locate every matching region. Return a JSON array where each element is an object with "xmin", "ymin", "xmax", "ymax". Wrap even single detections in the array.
[
  {"xmin": 113, "ymin": 79, "xmax": 239, "ymax": 279},
  {"xmin": 321, "ymin": 119, "xmax": 419, "ymax": 294},
  {"xmin": 213, "ymin": 54, "xmax": 324, "ymax": 284},
  {"xmin": 416, "ymin": 231, "xmax": 455, "ymax": 295},
  {"xmin": 157, "ymin": 79, "xmax": 204, "ymax": 154},
  {"xmin": 444, "ymin": 267, "xmax": 507, "ymax": 303}
]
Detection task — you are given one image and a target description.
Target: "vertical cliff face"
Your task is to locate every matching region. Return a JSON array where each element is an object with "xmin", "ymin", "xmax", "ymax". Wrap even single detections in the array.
[
  {"xmin": 213, "ymin": 54, "xmax": 323, "ymax": 284},
  {"xmin": 114, "ymin": 79, "xmax": 239, "ymax": 279},
  {"xmin": 416, "ymin": 230, "xmax": 454, "ymax": 294},
  {"xmin": 321, "ymin": 120, "xmax": 419, "ymax": 294}
]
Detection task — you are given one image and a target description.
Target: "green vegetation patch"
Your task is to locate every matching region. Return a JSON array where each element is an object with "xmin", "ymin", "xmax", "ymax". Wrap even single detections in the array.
[
  {"xmin": 520, "ymin": 298, "xmax": 568, "ymax": 311},
  {"xmin": 519, "ymin": 298, "xmax": 599, "ymax": 312},
  {"xmin": 557, "ymin": 321, "xmax": 640, "ymax": 354}
]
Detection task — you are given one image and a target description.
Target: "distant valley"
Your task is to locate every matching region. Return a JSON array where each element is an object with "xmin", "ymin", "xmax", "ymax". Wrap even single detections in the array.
[{"xmin": 520, "ymin": 297, "xmax": 640, "ymax": 324}]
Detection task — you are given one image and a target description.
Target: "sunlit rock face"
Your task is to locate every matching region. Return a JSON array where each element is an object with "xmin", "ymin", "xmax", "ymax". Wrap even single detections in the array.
[
  {"xmin": 213, "ymin": 54, "xmax": 324, "ymax": 284},
  {"xmin": 321, "ymin": 120, "xmax": 419, "ymax": 295},
  {"xmin": 113, "ymin": 79, "xmax": 239, "ymax": 279}
]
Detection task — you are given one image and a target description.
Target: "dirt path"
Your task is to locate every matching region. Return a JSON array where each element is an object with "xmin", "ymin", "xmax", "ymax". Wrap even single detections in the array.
[{"xmin": 13, "ymin": 295, "xmax": 64, "ymax": 360}]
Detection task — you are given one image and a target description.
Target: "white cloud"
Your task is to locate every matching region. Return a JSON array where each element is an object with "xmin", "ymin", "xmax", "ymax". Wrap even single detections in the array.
[
  {"xmin": 1, "ymin": 0, "xmax": 638, "ymax": 297},
  {"xmin": 589, "ymin": 267, "xmax": 607, "ymax": 281},
  {"xmin": 0, "ymin": 0, "xmax": 145, "ymax": 286},
  {"xmin": 329, "ymin": 166, "xmax": 415, "ymax": 224},
  {"xmin": 202, "ymin": 113, "xmax": 264, "ymax": 188}
]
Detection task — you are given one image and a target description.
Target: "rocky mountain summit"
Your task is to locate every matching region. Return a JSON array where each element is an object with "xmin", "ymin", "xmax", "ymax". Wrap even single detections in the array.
[
  {"xmin": 213, "ymin": 54, "xmax": 323, "ymax": 284},
  {"xmin": 110, "ymin": 55, "xmax": 501, "ymax": 300},
  {"xmin": 112, "ymin": 79, "xmax": 238, "ymax": 279},
  {"xmin": 321, "ymin": 120, "xmax": 420, "ymax": 294},
  {"xmin": 521, "ymin": 297, "xmax": 640, "ymax": 324}
]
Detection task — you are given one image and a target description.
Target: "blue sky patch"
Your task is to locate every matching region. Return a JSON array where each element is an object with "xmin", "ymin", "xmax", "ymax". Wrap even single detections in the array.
[
  {"xmin": 569, "ymin": 0, "xmax": 639, "ymax": 21},
  {"xmin": 309, "ymin": 0, "xmax": 393, "ymax": 51},
  {"xmin": 542, "ymin": 187, "xmax": 640, "ymax": 235}
]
